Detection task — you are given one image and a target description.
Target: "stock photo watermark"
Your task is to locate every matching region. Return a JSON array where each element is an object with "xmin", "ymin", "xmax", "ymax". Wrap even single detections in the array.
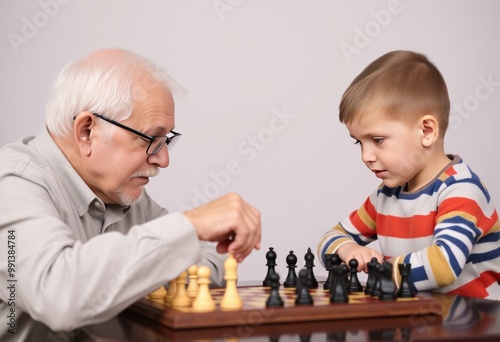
[
  {"xmin": 449, "ymin": 74, "xmax": 499, "ymax": 130},
  {"xmin": 177, "ymin": 106, "xmax": 298, "ymax": 211},
  {"xmin": 339, "ymin": 0, "xmax": 403, "ymax": 64},
  {"xmin": 212, "ymin": 0, "xmax": 245, "ymax": 21},
  {"xmin": 5, "ymin": 229, "xmax": 17, "ymax": 335},
  {"xmin": 7, "ymin": 0, "xmax": 73, "ymax": 54}
]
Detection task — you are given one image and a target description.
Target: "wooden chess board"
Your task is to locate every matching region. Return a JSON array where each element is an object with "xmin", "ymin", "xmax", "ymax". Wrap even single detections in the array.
[{"xmin": 128, "ymin": 285, "xmax": 443, "ymax": 329}]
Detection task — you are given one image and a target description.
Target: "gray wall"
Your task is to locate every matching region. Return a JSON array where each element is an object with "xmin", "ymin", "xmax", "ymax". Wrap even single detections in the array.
[{"xmin": 1, "ymin": 0, "xmax": 499, "ymax": 282}]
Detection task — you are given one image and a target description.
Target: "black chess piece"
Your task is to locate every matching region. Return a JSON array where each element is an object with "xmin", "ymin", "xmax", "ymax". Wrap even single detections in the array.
[
  {"xmin": 323, "ymin": 254, "xmax": 334, "ymax": 290},
  {"xmin": 370, "ymin": 262, "xmax": 382, "ymax": 297},
  {"xmin": 263, "ymin": 247, "xmax": 277, "ymax": 287},
  {"xmin": 295, "ymin": 269, "xmax": 314, "ymax": 305},
  {"xmin": 284, "ymin": 250, "xmax": 298, "ymax": 288},
  {"xmin": 347, "ymin": 258, "xmax": 363, "ymax": 293},
  {"xmin": 326, "ymin": 331, "xmax": 347, "ymax": 342},
  {"xmin": 365, "ymin": 257, "xmax": 378, "ymax": 295},
  {"xmin": 299, "ymin": 334, "xmax": 311, "ymax": 342},
  {"xmin": 304, "ymin": 247, "xmax": 318, "ymax": 289},
  {"xmin": 378, "ymin": 262, "xmax": 396, "ymax": 301},
  {"xmin": 397, "ymin": 263, "xmax": 415, "ymax": 298},
  {"xmin": 266, "ymin": 272, "xmax": 284, "ymax": 307},
  {"xmin": 330, "ymin": 264, "xmax": 349, "ymax": 303}
]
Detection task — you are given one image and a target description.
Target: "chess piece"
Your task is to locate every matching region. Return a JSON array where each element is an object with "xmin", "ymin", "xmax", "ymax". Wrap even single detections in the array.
[
  {"xmin": 172, "ymin": 271, "xmax": 191, "ymax": 307},
  {"xmin": 397, "ymin": 263, "xmax": 415, "ymax": 298},
  {"xmin": 221, "ymin": 254, "xmax": 243, "ymax": 310},
  {"xmin": 370, "ymin": 262, "xmax": 382, "ymax": 297},
  {"xmin": 323, "ymin": 254, "xmax": 334, "ymax": 291},
  {"xmin": 192, "ymin": 266, "xmax": 216, "ymax": 312},
  {"xmin": 186, "ymin": 264, "xmax": 199, "ymax": 301},
  {"xmin": 378, "ymin": 262, "xmax": 396, "ymax": 301},
  {"xmin": 330, "ymin": 264, "xmax": 349, "ymax": 303},
  {"xmin": 304, "ymin": 247, "xmax": 318, "ymax": 289},
  {"xmin": 266, "ymin": 272, "xmax": 284, "ymax": 307},
  {"xmin": 283, "ymin": 250, "xmax": 298, "ymax": 288},
  {"xmin": 263, "ymin": 247, "xmax": 277, "ymax": 287},
  {"xmin": 163, "ymin": 278, "xmax": 177, "ymax": 304},
  {"xmin": 295, "ymin": 269, "xmax": 314, "ymax": 305},
  {"xmin": 148, "ymin": 285, "xmax": 166, "ymax": 299},
  {"xmin": 329, "ymin": 253, "xmax": 342, "ymax": 294},
  {"xmin": 347, "ymin": 258, "xmax": 363, "ymax": 293},
  {"xmin": 365, "ymin": 257, "xmax": 378, "ymax": 295}
]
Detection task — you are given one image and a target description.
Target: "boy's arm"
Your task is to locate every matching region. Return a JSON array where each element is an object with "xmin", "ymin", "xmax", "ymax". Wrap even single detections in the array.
[
  {"xmin": 317, "ymin": 194, "xmax": 383, "ymax": 271},
  {"xmin": 391, "ymin": 181, "xmax": 499, "ymax": 293}
]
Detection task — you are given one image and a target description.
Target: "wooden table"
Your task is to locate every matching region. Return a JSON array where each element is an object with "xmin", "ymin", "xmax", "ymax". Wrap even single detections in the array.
[{"xmin": 78, "ymin": 288, "xmax": 500, "ymax": 341}]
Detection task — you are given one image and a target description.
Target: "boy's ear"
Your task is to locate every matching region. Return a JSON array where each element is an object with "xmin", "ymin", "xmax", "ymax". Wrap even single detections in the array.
[
  {"xmin": 419, "ymin": 114, "xmax": 440, "ymax": 147},
  {"xmin": 73, "ymin": 111, "xmax": 96, "ymax": 156}
]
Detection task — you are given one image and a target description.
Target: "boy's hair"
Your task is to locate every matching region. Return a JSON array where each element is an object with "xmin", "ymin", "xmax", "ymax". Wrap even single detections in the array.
[{"xmin": 339, "ymin": 50, "xmax": 450, "ymax": 136}]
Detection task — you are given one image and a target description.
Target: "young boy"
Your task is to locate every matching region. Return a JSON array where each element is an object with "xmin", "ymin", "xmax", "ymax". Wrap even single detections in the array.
[{"xmin": 317, "ymin": 50, "xmax": 499, "ymax": 300}]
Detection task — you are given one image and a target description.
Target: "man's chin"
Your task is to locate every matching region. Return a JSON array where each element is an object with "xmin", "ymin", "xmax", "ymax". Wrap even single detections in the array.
[{"xmin": 116, "ymin": 189, "xmax": 144, "ymax": 206}]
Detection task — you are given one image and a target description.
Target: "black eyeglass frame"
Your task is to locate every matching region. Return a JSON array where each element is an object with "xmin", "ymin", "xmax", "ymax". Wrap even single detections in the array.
[{"xmin": 92, "ymin": 113, "xmax": 181, "ymax": 155}]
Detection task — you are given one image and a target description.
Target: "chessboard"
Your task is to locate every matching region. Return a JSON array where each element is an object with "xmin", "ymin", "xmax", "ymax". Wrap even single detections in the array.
[{"xmin": 128, "ymin": 284, "xmax": 443, "ymax": 330}]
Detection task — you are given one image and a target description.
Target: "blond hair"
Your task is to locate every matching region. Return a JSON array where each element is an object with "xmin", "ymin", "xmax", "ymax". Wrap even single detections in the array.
[{"xmin": 339, "ymin": 50, "xmax": 450, "ymax": 136}]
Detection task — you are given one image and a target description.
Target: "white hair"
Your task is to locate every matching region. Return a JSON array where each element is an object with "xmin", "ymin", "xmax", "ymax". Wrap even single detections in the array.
[{"xmin": 45, "ymin": 48, "xmax": 185, "ymax": 137}]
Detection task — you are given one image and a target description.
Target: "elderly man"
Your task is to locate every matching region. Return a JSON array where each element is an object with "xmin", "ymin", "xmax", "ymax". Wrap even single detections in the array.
[{"xmin": 0, "ymin": 48, "xmax": 261, "ymax": 332}]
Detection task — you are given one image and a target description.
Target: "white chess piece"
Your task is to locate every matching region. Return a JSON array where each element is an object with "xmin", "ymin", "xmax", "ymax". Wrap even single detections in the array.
[
  {"xmin": 191, "ymin": 266, "xmax": 216, "ymax": 312},
  {"xmin": 220, "ymin": 253, "xmax": 243, "ymax": 310},
  {"xmin": 148, "ymin": 286, "xmax": 166, "ymax": 299},
  {"xmin": 186, "ymin": 265, "xmax": 199, "ymax": 302},
  {"xmin": 172, "ymin": 271, "xmax": 191, "ymax": 308}
]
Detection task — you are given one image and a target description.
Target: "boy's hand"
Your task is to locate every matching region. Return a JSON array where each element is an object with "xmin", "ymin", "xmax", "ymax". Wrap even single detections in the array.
[{"xmin": 337, "ymin": 243, "xmax": 384, "ymax": 273}]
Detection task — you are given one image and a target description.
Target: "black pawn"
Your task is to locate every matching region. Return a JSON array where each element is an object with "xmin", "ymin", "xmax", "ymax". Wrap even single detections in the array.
[
  {"xmin": 397, "ymin": 263, "xmax": 415, "ymax": 298},
  {"xmin": 330, "ymin": 264, "xmax": 349, "ymax": 303},
  {"xmin": 347, "ymin": 259, "xmax": 363, "ymax": 293},
  {"xmin": 365, "ymin": 257, "xmax": 378, "ymax": 295},
  {"xmin": 263, "ymin": 247, "xmax": 277, "ymax": 287},
  {"xmin": 284, "ymin": 250, "xmax": 298, "ymax": 288},
  {"xmin": 295, "ymin": 269, "xmax": 314, "ymax": 305},
  {"xmin": 304, "ymin": 247, "xmax": 318, "ymax": 289},
  {"xmin": 378, "ymin": 262, "xmax": 396, "ymax": 301},
  {"xmin": 329, "ymin": 254, "xmax": 342, "ymax": 294},
  {"xmin": 370, "ymin": 262, "xmax": 382, "ymax": 297},
  {"xmin": 323, "ymin": 254, "xmax": 334, "ymax": 290},
  {"xmin": 266, "ymin": 272, "xmax": 284, "ymax": 307}
]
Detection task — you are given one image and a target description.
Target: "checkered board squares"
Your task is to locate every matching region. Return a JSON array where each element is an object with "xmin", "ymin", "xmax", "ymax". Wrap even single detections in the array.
[{"xmin": 130, "ymin": 285, "xmax": 439, "ymax": 329}]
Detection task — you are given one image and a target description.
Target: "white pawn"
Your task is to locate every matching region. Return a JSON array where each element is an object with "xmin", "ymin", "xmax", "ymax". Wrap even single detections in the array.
[
  {"xmin": 163, "ymin": 278, "xmax": 177, "ymax": 305},
  {"xmin": 148, "ymin": 285, "xmax": 166, "ymax": 300},
  {"xmin": 186, "ymin": 265, "xmax": 199, "ymax": 301},
  {"xmin": 220, "ymin": 253, "xmax": 243, "ymax": 310},
  {"xmin": 191, "ymin": 266, "xmax": 216, "ymax": 312},
  {"xmin": 172, "ymin": 271, "xmax": 191, "ymax": 308}
]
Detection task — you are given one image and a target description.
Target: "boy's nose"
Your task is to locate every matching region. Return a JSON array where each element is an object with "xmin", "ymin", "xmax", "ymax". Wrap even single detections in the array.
[{"xmin": 361, "ymin": 146, "xmax": 374, "ymax": 163}]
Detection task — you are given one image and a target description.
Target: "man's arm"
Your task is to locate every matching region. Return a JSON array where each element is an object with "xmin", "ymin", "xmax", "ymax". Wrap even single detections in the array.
[{"xmin": 0, "ymin": 171, "xmax": 201, "ymax": 331}]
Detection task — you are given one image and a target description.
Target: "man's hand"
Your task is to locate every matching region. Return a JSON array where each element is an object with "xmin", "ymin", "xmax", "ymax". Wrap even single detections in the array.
[
  {"xmin": 337, "ymin": 243, "xmax": 383, "ymax": 273},
  {"xmin": 183, "ymin": 193, "xmax": 261, "ymax": 262}
]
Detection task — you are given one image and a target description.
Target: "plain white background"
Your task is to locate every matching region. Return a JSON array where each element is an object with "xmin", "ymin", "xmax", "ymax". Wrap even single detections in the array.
[{"xmin": 1, "ymin": 0, "xmax": 499, "ymax": 282}]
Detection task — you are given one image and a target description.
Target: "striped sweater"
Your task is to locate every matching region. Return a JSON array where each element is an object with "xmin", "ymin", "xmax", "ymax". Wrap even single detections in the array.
[{"xmin": 318, "ymin": 155, "xmax": 500, "ymax": 300}]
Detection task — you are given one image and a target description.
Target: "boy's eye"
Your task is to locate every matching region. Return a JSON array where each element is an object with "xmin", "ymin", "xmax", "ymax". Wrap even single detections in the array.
[
  {"xmin": 353, "ymin": 140, "xmax": 361, "ymax": 145},
  {"xmin": 373, "ymin": 137, "xmax": 384, "ymax": 144}
]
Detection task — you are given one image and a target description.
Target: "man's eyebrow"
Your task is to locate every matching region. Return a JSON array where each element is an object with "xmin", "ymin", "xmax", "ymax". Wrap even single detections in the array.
[{"xmin": 145, "ymin": 126, "xmax": 171, "ymax": 136}]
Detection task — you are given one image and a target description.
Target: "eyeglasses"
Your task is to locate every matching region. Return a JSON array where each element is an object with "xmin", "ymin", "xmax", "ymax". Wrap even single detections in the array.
[{"xmin": 92, "ymin": 113, "xmax": 181, "ymax": 155}]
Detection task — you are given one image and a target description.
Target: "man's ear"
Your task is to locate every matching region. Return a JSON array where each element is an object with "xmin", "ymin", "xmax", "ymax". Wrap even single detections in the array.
[
  {"xmin": 420, "ymin": 114, "xmax": 440, "ymax": 147},
  {"xmin": 73, "ymin": 111, "xmax": 96, "ymax": 156}
]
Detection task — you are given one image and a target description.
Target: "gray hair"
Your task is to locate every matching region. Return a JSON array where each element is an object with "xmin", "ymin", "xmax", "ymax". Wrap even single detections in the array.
[{"xmin": 45, "ymin": 48, "xmax": 185, "ymax": 137}]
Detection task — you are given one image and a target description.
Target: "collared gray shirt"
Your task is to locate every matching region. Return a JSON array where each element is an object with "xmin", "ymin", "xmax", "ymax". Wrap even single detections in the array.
[{"xmin": 0, "ymin": 127, "xmax": 224, "ymax": 334}]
